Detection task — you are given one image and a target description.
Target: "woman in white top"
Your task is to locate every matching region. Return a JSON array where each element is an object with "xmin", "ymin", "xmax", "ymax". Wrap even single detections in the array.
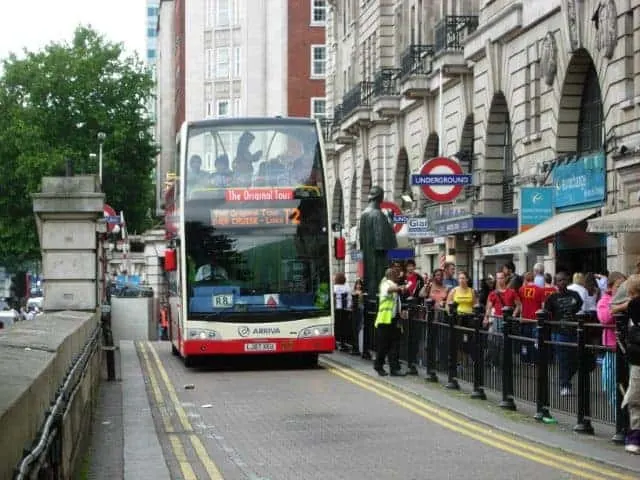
[{"xmin": 333, "ymin": 272, "xmax": 353, "ymax": 351}]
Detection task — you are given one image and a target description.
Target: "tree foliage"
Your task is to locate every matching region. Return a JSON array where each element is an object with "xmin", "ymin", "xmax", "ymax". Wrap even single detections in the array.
[{"xmin": 0, "ymin": 26, "xmax": 158, "ymax": 272}]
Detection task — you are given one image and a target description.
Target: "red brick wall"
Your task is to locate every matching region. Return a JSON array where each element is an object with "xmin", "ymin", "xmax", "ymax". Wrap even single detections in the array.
[
  {"xmin": 174, "ymin": 0, "xmax": 186, "ymax": 131},
  {"xmin": 287, "ymin": 0, "xmax": 325, "ymax": 117}
]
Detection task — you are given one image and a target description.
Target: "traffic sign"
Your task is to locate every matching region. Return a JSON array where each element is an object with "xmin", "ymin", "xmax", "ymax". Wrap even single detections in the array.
[
  {"xmin": 380, "ymin": 201, "xmax": 404, "ymax": 234},
  {"xmin": 411, "ymin": 157, "xmax": 472, "ymax": 203}
]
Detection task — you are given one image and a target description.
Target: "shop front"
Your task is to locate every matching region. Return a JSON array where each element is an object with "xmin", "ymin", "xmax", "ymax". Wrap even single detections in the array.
[{"xmin": 483, "ymin": 152, "xmax": 606, "ymax": 276}]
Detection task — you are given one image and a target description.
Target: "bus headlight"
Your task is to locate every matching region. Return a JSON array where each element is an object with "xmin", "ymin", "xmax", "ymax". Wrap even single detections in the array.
[
  {"xmin": 298, "ymin": 324, "xmax": 332, "ymax": 338},
  {"xmin": 188, "ymin": 329, "xmax": 220, "ymax": 340}
]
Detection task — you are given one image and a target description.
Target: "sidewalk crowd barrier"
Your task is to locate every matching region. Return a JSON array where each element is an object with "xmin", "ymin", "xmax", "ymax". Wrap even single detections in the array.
[{"xmin": 331, "ymin": 295, "xmax": 631, "ymax": 441}]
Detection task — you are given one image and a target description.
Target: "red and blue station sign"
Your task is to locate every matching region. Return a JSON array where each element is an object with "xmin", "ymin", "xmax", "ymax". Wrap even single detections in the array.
[{"xmin": 411, "ymin": 157, "xmax": 473, "ymax": 203}]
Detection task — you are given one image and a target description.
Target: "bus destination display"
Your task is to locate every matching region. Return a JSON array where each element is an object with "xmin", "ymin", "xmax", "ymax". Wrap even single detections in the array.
[{"xmin": 211, "ymin": 208, "xmax": 301, "ymax": 227}]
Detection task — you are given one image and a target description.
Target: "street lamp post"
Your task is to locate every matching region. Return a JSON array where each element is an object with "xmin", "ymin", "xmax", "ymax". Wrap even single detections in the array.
[{"xmin": 97, "ymin": 132, "xmax": 106, "ymax": 185}]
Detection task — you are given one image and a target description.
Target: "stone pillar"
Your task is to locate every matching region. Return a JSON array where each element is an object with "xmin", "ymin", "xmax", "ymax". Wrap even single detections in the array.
[{"xmin": 32, "ymin": 176, "xmax": 104, "ymax": 312}]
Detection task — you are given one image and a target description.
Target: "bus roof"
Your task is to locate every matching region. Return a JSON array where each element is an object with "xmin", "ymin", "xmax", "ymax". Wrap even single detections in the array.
[{"xmin": 185, "ymin": 117, "xmax": 317, "ymax": 129}]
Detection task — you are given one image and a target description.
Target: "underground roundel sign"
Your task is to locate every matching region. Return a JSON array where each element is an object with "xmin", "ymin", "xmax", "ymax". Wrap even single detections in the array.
[{"xmin": 411, "ymin": 157, "xmax": 473, "ymax": 203}]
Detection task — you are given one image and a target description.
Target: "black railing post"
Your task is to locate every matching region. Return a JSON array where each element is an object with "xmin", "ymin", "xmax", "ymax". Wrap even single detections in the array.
[
  {"xmin": 534, "ymin": 309, "xmax": 554, "ymax": 422},
  {"xmin": 499, "ymin": 306, "xmax": 516, "ymax": 410},
  {"xmin": 471, "ymin": 304, "xmax": 486, "ymax": 399},
  {"xmin": 574, "ymin": 312, "xmax": 594, "ymax": 434},
  {"xmin": 445, "ymin": 302, "xmax": 460, "ymax": 390},
  {"xmin": 362, "ymin": 293, "xmax": 375, "ymax": 360},
  {"xmin": 424, "ymin": 299, "xmax": 438, "ymax": 383},
  {"xmin": 613, "ymin": 311, "xmax": 630, "ymax": 443}
]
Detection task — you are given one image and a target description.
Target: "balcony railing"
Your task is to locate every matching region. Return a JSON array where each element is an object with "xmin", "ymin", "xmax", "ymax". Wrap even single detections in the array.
[
  {"xmin": 341, "ymin": 81, "xmax": 374, "ymax": 119},
  {"xmin": 400, "ymin": 45, "xmax": 435, "ymax": 78},
  {"xmin": 434, "ymin": 15, "xmax": 479, "ymax": 54},
  {"xmin": 372, "ymin": 68, "xmax": 401, "ymax": 97},
  {"xmin": 332, "ymin": 104, "xmax": 344, "ymax": 130},
  {"xmin": 319, "ymin": 118, "xmax": 333, "ymax": 143}
]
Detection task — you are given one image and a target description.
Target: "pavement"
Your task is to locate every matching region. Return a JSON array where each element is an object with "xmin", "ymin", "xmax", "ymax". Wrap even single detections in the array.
[{"xmin": 84, "ymin": 342, "xmax": 640, "ymax": 480}]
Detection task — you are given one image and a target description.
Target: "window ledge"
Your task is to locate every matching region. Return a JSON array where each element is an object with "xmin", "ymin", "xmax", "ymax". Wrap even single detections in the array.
[
  {"xmin": 310, "ymin": 74, "xmax": 326, "ymax": 80},
  {"xmin": 621, "ymin": 98, "xmax": 635, "ymax": 111},
  {"xmin": 310, "ymin": 22, "xmax": 326, "ymax": 28}
]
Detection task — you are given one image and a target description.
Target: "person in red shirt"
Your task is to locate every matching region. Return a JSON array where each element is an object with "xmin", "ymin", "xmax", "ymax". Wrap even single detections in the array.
[
  {"xmin": 543, "ymin": 273, "xmax": 558, "ymax": 301},
  {"xmin": 519, "ymin": 272, "xmax": 545, "ymax": 320},
  {"xmin": 518, "ymin": 272, "xmax": 545, "ymax": 364},
  {"xmin": 484, "ymin": 271, "xmax": 521, "ymax": 331}
]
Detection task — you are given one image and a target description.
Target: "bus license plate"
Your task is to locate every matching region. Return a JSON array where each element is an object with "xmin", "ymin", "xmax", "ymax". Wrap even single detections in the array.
[
  {"xmin": 213, "ymin": 294, "xmax": 233, "ymax": 308},
  {"xmin": 245, "ymin": 343, "xmax": 276, "ymax": 352}
]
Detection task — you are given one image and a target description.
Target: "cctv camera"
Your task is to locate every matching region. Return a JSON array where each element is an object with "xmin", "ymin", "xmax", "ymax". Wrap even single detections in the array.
[{"xmin": 619, "ymin": 145, "xmax": 629, "ymax": 155}]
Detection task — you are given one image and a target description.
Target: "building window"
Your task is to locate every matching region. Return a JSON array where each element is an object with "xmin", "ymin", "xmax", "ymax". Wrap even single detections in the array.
[
  {"xmin": 233, "ymin": 47, "xmax": 241, "ymax": 77},
  {"xmin": 217, "ymin": 100, "xmax": 230, "ymax": 117},
  {"xmin": 205, "ymin": 49, "xmax": 215, "ymax": 79},
  {"xmin": 217, "ymin": 0, "xmax": 234, "ymax": 27},
  {"xmin": 311, "ymin": 45, "xmax": 326, "ymax": 77},
  {"xmin": 311, "ymin": 97, "xmax": 327, "ymax": 118},
  {"xmin": 216, "ymin": 47, "xmax": 231, "ymax": 78},
  {"xmin": 147, "ymin": 49, "xmax": 156, "ymax": 60},
  {"xmin": 147, "ymin": 6, "xmax": 158, "ymax": 17},
  {"xmin": 147, "ymin": 28, "xmax": 157, "ymax": 38},
  {"xmin": 577, "ymin": 67, "xmax": 604, "ymax": 154},
  {"xmin": 311, "ymin": 0, "xmax": 326, "ymax": 25}
]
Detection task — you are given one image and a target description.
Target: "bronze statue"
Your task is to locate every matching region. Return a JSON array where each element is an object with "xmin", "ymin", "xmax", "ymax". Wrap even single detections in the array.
[{"xmin": 359, "ymin": 185, "xmax": 398, "ymax": 297}]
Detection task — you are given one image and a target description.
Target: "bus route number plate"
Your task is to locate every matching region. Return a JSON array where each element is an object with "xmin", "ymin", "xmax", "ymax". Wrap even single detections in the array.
[{"xmin": 213, "ymin": 294, "xmax": 234, "ymax": 308}]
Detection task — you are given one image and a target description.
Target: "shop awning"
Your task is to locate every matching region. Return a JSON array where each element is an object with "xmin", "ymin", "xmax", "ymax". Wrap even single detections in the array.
[
  {"xmin": 482, "ymin": 208, "xmax": 598, "ymax": 257},
  {"xmin": 586, "ymin": 206, "xmax": 640, "ymax": 233}
]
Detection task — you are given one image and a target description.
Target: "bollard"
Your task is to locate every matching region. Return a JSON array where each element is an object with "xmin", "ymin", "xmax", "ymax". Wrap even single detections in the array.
[
  {"xmin": 445, "ymin": 302, "xmax": 460, "ymax": 390},
  {"xmin": 534, "ymin": 309, "xmax": 554, "ymax": 422},
  {"xmin": 424, "ymin": 299, "xmax": 438, "ymax": 383},
  {"xmin": 573, "ymin": 312, "xmax": 594, "ymax": 434},
  {"xmin": 499, "ymin": 306, "xmax": 516, "ymax": 410},
  {"xmin": 612, "ymin": 311, "xmax": 630, "ymax": 444},
  {"xmin": 471, "ymin": 304, "xmax": 486, "ymax": 400}
]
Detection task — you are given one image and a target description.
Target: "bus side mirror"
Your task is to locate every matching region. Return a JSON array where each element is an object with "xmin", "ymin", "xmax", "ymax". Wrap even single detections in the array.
[
  {"xmin": 334, "ymin": 237, "xmax": 346, "ymax": 260},
  {"xmin": 164, "ymin": 248, "xmax": 177, "ymax": 272}
]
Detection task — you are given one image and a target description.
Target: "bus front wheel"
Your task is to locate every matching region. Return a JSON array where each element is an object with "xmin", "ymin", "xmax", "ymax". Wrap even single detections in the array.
[
  {"xmin": 301, "ymin": 353, "xmax": 319, "ymax": 368},
  {"xmin": 183, "ymin": 355, "xmax": 195, "ymax": 368}
]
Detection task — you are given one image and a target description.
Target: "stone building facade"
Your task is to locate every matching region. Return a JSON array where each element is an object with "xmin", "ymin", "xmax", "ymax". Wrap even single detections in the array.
[{"xmin": 325, "ymin": 0, "xmax": 640, "ymax": 286}]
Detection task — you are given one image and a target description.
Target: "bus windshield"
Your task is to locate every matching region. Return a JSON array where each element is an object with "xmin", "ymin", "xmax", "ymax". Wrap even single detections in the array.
[{"xmin": 184, "ymin": 119, "xmax": 330, "ymax": 322}]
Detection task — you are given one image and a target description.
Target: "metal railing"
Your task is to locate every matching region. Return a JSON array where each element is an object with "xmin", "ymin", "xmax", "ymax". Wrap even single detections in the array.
[
  {"xmin": 434, "ymin": 15, "xmax": 479, "ymax": 54},
  {"xmin": 502, "ymin": 179, "xmax": 514, "ymax": 213},
  {"xmin": 14, "ymin": 323, "xmax": 102, "ymax": 479},
  {"xmin": 334, "ymin": 296, "xmax": 631, "ymax": 440},
  {"xmin": 341, "ymin": 81, "xmax": 374, "ymax": 119},
  {"xmin": 319, "ymin": 118, "xmax": 333, "ymax": 143},
  {"xmin": 400, "ymin": 45, "xmax": 434, "ymax": 78},
  {"xmin": 372, "ymin": 68, "xmax": 402, "ymax": 97}
]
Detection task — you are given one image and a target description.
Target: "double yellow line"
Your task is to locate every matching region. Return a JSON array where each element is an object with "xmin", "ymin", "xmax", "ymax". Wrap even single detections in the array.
[
  {"xmin": 321, "ymin": 357, "xmax": 636, "ymax": 480},
  {"xmin": 138, "ymin": 341, "xmax": 224, "ymax": 480}
]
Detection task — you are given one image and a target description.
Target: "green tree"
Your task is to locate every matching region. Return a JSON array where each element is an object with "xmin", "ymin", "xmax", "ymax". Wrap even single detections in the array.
[{"xmin": 0, "ymin": 26, "xmax": 158, "ymax": 272}]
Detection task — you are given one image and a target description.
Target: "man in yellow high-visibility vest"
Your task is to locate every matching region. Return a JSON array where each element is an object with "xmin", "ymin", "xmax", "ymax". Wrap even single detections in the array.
[{"xmin": 374, "ymin": 268, "xmax": 408, "ymax": 376}]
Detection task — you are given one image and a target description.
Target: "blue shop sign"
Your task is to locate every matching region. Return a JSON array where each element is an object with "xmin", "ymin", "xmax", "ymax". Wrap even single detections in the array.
[
  {"xmin": 434, "ymin": 216, "xmax": 518, "ymax": 236},
  {"xmin": 520, "ymin": 187, "xmax": 554, "ymax": 228},
  {"xmin": 387, "ymin": 248, "xmax": 415, "ymax": 261},
  {"xmin": 552, "ymin": 152, "xmax": 605, "ymax": 209}
]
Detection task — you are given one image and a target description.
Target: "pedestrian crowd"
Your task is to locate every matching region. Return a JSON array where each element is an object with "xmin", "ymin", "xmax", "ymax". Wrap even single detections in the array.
[{"xmin": 333, "ymin": 259, "xmax": 640, "ymax": 455}]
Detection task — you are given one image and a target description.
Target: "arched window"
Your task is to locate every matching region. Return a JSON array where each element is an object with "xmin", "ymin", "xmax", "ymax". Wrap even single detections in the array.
[
  {"xmin": 577, "ymin": 67, "xmax": 603, "ymax": 154},
  {"xmin": 502, "ymin": 120, "xmax": 513, "ymax": 213}
]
